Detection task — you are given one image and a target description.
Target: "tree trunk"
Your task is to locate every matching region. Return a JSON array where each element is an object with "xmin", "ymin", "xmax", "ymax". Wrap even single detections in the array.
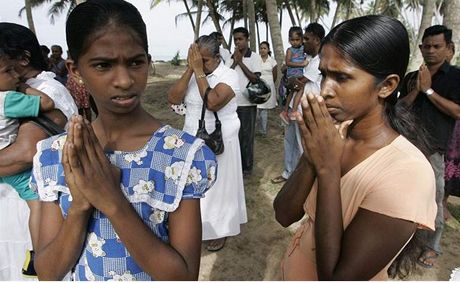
[
  {"xmin": 293, "ymin": 2, "xmax": 302, "ymax": 26},
  {"xmin": 243, "ymin": 0, "xmax": 248, "ymax": 29},
  {"xmin": 182, "ymin": 0, "xmax": 196, "ymax": 32},
  {"xmin": 345, "ymin": 0, "xmax": 353, "ymax": 20},
  {"xmin": 24, "ymin": 0, "xmax": 36, "ymax": 34},
  {"xmin": 331, "ymin": 0, "xmax": 341, "ymax": 28},
  {"xmin": 206, "ymin": 0, "xmax": 227, "ymax": 48},
  {"xmin": 279, "ymin": 7, "xmax": 283, "ymax": 28},
  {"xmin": 285, "ymin": 1, "xmax": 297, "ymax": 26},
  {"xmin": 194, "ymin": 0, "xmax": 203, "ymax": 40},
  {"xmin": 266, "ymin": 0, "xmax": 284, "ymax": 83},
  {"xmin": 256, "ymin": 21, "xmax": 260, "ymax": 48},
  {"xmin": 228, "ymin": 11, "xmax": 236, "ymax": 51},
  {"xmin": 265, "ymin": 21, "xmax": 269, "ymax": 41},
  {"xmin": 247, "ymin": 0, "xmax": 257, "ymax": 51},
  {"xmin": 309, "ymin": 0, "xmax": 317, "ymax": 23},
  {"xmin": 409, "ymin": 0, "xmax": 436, "ymax": 69},
  {"xmin": 373, "ymin": 0, "xmax": 381, "ymax": 14},
  {"xmin": 443, "ymin": 0, "xmax": 460, "ymax": 64}
]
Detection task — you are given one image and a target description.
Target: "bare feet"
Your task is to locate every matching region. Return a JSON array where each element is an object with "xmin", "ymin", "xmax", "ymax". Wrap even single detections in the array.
[
  {"xmin": 417, "ymin": 249, "xmax": 439, "ymax": 269},
  {"xmin": 206, "ymin": 237, "xmax": 226, "ymax": 252},
  {"xmin": 443, "ymin": 199, "xmax": 452, "ymax": 221},
  {"xmin": 271, "ymin": 175, "xmax": 287, "ymax": 184}
]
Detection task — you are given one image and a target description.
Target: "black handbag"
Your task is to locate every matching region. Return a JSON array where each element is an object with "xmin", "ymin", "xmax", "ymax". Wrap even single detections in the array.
[
  {"xmin": 243, "ymin": 77, "xmax": 271, "ymax": 104},
  {"xmin": 196, "ymin": 87, "xmax": 224, "ymax": 155}
]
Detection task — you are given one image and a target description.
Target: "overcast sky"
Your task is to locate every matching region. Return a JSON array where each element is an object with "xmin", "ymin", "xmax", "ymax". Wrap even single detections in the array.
[{"xmin": 1, "ymin": 1, "xmax": 338, "ymax": 61}]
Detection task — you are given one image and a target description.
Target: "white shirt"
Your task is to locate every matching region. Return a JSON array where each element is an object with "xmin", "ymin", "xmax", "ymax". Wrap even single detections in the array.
[
  {"xmin": 258, "ymin": 56, "xmax": 277, "ymax": 109},
  {"xmin": 303, "ymin": 54, "xmax": 321, "ymax": 89},
  {"xmin": 27, "ymin": 71, "xmax": 78, "ymax": 128},
  {"xmin": 184, "ymin": 62, "xmax": 240, "ymax": 121},
  {"xmin": 225, "ymin": 50, "xmax": 262, "ymax": 106},
  {"xmin": 219, "ymin": 47, "xmax": 232, "ymax": 65}
]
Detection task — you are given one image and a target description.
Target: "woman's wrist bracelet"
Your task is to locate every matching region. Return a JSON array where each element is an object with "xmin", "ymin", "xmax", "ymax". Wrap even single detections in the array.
[{"xmin": 196, "ymin": 73, "xmax": 206, "ymax": 79}]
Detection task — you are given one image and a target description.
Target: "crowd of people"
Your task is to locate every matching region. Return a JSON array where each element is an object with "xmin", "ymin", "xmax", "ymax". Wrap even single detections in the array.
[{"xmin": 0, "ymin": 0, "xmax": 459, "ymax": 280}]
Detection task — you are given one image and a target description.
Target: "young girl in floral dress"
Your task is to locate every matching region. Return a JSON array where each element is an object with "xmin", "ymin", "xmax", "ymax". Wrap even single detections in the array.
[{"xmin": 31, "ymin": 0, "xmax": 216, "ymax": 280}]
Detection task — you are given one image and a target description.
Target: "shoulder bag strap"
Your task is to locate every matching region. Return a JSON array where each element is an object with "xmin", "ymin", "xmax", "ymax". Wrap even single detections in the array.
[
  {"xmin": 201, "ymin": 87, "xmax": 221, "ymax": 123},
  {"xmin": 200, "ymin": 87, "xmax": 210, "ymax": 121},
  {"xmin": 29, "ymin": 114, "xmax": 65, "ymax": 136}
]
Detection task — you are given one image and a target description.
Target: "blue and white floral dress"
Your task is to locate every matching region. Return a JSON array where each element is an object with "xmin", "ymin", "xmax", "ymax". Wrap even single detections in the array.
[{"xmin": 30, "ymin": 125, "xmax": 217, "ymax": 281}]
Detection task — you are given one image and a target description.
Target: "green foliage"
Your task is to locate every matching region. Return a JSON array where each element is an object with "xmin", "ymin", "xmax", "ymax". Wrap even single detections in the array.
[{"xmin": 171, "ymin": 51, "xmax": 181, "ymax": 66}]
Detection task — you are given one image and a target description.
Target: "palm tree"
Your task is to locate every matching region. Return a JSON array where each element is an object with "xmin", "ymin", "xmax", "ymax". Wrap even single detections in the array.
[
  {"xmin": 247, "ymin": 0, "xmax": 257, "ymax": 50},
  {"xmin": 331, "ymin": 0, "xmax": 342, "ymax": 28},
  {"xmin": 205, "ymin": 0, "xmax": 229, "ymax": 47},
  {"xmin": 409, "ymin": 0, "xmax": 436, "ymax": 69},
  {"xmin": 265, "ymin": 0, "xmax": 284, "ymax": 79},
  {"xmin": 194, "ymin": 0, "xmax": 203, "ymax": 40},
  {"xmin": 284, "ymin": 1, "xmax": 298, "ymax": 26},
  {"xmin": 24, "ymin": 0, "xmax": 36, "ymax": 34},
  {"xmin": 292, "ymin": 0, "xmax": 330, "ymax": 25},
  {"xmin": 19, "ymin": 0, "xmax": 79, "ymax": 24},
  {"xmin": 151, "ymin": 0, "xmax": 196, "ymax": 33}
]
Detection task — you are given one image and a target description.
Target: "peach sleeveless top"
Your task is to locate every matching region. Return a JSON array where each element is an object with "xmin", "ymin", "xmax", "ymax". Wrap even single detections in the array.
[{"xmin": 281, "ymin": 136, "xmax": 437, "ymax": 280}]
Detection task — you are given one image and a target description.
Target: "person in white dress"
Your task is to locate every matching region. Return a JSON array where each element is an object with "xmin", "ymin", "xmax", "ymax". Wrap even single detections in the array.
[
  {"xmin": 167, "ymin": 35, "xmax": 247, "ymax": 252},
  {"xmin": 257, "ymin": 41, "xmax": 278, "ymax": 136},
  {"xmin": 0, "ymin": 22, "xmax": 77, "ymax": 280}
]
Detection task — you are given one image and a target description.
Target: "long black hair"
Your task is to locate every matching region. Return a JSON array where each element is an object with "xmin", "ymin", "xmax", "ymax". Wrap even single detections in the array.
[
  {"xmin": 260, "ymin": 41, "xmax": 272, "ymax": 56},
  {"xmin": 321, "ymin": 15, "xmax": 433, "ymax": 279},
  {"xmin": 321, "ymin": 15, "xmax": 433, "ymax": 156}
]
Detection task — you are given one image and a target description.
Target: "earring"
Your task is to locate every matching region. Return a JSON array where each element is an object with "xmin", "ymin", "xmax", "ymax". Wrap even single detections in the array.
[{"xmin": 78, "ymin": 78, "xmax": 84, "ymax": 85}]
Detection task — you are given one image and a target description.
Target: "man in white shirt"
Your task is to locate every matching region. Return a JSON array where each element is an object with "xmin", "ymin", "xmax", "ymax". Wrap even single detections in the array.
[
  {"xmin": 210, "ymin": 31, "xmax": 231, "ymax": 64},
  {"xmin": 226, "ymin": 27, "xmax": 262, "ymax": 177},
  {"xmin": 271, "ymin": 23, "xmax": 324, "ymax": 184}
]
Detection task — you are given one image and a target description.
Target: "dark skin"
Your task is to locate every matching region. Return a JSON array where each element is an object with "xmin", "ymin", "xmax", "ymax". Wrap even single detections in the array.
[
  {"xmin": 259, "ymin": 43, "xmax": 277, "ymax": 83},
  {"xmin": 167, "ymin": 43, "xmax": 235, "ymax": 112},
  {"xmin": 35, "ymin": 28, "xmax": 202, "ymax": 280},
  {"xmin": 0, "ymin": 54, "xmax": 67, "ymax": 176},
  {"xmin": 398, "ymin": 33, "xmax": 460, "ymax": 120},
  {"xmin": 285, "ymin": 33, "xmax": 308, "ymax": 69},
  {"xmin": 230, "ymin": 32, "xmax": 259, "ymax": 83},
  {"xmin": 274, "ymin": 44, "xmax": 417, "ymax": 280},
  {"xmin": 287, "ymin": 31, "xmax": 321, "ymax": 91}
]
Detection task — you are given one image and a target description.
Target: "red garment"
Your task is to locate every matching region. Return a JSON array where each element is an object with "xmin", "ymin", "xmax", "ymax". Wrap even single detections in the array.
[
  {"xmin": 445, "ymin": 120, "xmax": 460, "ymax": 197},
  {"xmin": 66, "ymin": 76, "xmax": 90, "ymax": 109}
]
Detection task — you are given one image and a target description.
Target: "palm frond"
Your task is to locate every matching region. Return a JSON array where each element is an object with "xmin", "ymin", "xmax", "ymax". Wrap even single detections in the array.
[{"xmin": 18, "ymin": 6, "xmax": 26, "ymax": 17}]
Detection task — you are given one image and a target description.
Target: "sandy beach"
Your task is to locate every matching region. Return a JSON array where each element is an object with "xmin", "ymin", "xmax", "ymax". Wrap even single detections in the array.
[{"xmin": 143, "ymin": 62, "xmax": 460, "ymax": 281}]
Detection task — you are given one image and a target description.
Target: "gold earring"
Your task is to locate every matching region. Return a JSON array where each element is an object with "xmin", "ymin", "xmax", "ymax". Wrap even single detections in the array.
[{"xmin": 78, "ymin": 78, "xmax": 84, "ymax": 85}]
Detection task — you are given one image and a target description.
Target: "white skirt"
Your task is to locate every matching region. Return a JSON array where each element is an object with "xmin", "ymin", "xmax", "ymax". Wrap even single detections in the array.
[
  {"xmin": 183, "ymin": 114, "xmax": 247, "ymax": 240},
  {"xmin": 0, "ymin": 184, "xmax": 34, "ymax": 281}
]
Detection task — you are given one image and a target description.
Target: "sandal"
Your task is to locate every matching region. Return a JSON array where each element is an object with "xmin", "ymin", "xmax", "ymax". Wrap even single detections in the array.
[
  {"xmin": 206, "ymin": 237, "xmax": 226, "ymax": 252},
  {"xmin": 417, "ymin": 249, "xmax": 439, "ymax": 269},
  {"xmin": 271, "ymin": 175, "xmax": 287, "ymax": 184}
]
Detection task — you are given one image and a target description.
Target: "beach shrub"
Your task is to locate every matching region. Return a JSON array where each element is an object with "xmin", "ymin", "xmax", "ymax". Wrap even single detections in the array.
[{"xmin": 171, "ymin": 51, "xmax": 181, "ymax": 66}]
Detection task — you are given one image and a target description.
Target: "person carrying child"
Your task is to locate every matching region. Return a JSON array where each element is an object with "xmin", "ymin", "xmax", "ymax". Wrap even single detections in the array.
[
  {"xmin": 280, "ymin": 26, "xmax": 308, "ymax": 123},
  {"xmin": 0, "ymin": 47, "xmax": 55, "ymax": 277}
]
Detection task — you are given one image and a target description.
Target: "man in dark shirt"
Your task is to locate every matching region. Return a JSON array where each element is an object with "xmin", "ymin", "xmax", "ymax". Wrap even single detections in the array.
[{"xmin": 399, "ymin": 25, "xmax": 460, "ymax": 268}]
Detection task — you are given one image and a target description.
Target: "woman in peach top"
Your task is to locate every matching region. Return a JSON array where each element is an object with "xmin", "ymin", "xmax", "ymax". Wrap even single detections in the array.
[{"xmin": 273, "ymin": 15, "xmax": 437, "ymax": 280}]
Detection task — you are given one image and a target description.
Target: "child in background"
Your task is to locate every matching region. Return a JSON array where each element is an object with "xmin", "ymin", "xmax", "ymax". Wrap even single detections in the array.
[
  {"xmin": 280, "ymin": 27, "xmax": 308, "ymax": 124},
  {"xmin": 0, "ymin": 48, "xmax": 55, "ymax": 277}
]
